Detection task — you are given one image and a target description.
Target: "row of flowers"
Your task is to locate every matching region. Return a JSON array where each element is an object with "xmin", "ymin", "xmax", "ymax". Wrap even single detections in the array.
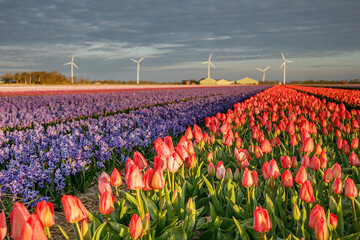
[
  {"xmin": 0, "ymin": 86, "xmax": 269, "ymax": 207},
  {"xmin": 288, "ymin": 85, "xmax": 360, "ymax": 108},
  {"xmin": 2, "ymin": 84, "xmax": 360, "ymax": 239},
  {"xmin": 0, "ymin": 86, "xmax": 245, "ymax": 130}
]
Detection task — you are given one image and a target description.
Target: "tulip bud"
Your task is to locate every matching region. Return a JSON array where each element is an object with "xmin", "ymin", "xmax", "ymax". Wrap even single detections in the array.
[
  {"xmin": 0, "ymin": 210, "xmax": 7, "ymax": 240},
  {"xmin": 280, "ymin": 156, "xmax": 292, "ymax": 169},
  {"xmin": 290, "ymin": 134, "xmax": 298, "ymax": 146},
  {"xmin": 332, "ymin": 163, "xmax": 341, "ymax": 180},
  {"xmin": 300, "ymin": 180, "xmax": 315, "ymax": 203},
  {"xmin": 251, "ymin": 170, "xmax": 258, "ymax": 186},
  {"xmin": 267, "ymin": 159, "xmax": 281, "ymax": 179},
  {"xmin": 330, "ymin": 213, "xmax": 338, "ymax": 230},
  {"xmin": 185, "ymin": 154, "xmax": 197, "ymax": 169},
  {"xmin": 292, "ymin": 156, "xmax": 298, "ymax": 168},
  {"xmin": 235, "ymin": 137, "xmax": 242, "ymax": 149},
  {"xmin": 295, "ymin": 166, "xmax": 308, "ymax": 185},
  {"xmin": 293, "ymin": 203, "xmax": 301, "ymax": 221},
  {"xmin": 151, "ymin": 168, "xmax": 165, "ymax": 190},
  {"xmin": 242, "ymin": 167, "xmax": 254, "ymax": 187},
  {"xmin": 171, "ymin": 190, "xmax": 178, "ymax": 206},
  {"xmin": 186, "ymin": 198, "xmax": 194, "ymax": 215},
  {"xmin": 234, "ymin": 168, "xmax": 240, "ymax": 181},
  {"xmin": 345, "ymin": 178, "xmax": 358, "ymax": 198},
  {"xmin": 329, "ymin": 196, "xmax": 337, "ymax": 213},
  {"xmin": 36, "ymin": 200, "xmax": 55, "ymax": 227},
  {"xmin": 208, "ymin": 162, "xmax": 215, "ymax": 177},
  {"xmin": 210, "ymin": 134, "xmax": 215, "ymax": 144},
  {"xmin": 309, "ymin": 204, "xmax": 326, "ymax": 230},
  {"xmin": 216, "ymin": 161, "xmax": 226, "ymax": 180},
  {"xmin": 207, "ymin": 152, "xmax": 213, "ymax": 162},
  {"xmin": 81, "ymin": 219, "xmax": 91, "ymax": 240},
  {"xmin": 261, "ymin": 139, "xmax": 272, "ymax": 154},
  {"xmin": 129, "ymin": 214, "xmax": 143, "ymax": 240},
  {"xmin": 309, "ymin": 155, "xmax": 320, "ymax": 171},
  {"xmin": 323, "ymin": 168, "xmax": 332, "ymax": 183},
  {"xmin": 110, "ymin": 168, "xmax": 122, "ymax": 187},
  {"xmin": 20, "ymin": 213, "xmax": 48, "ymax": 240},
  {"xmin": 185, "ymin": 126, "xmax": 193, "ymax": 140},
  {"xmin": 281, "ymin": 170, "xmax": 294, "ymax": 188},
  {"xmin": 351, "ymin": 138, "xmax": 359, "ymax": 149},
  {"xmin": 98, "ymin": 171, "xmax": 112, "ymax": 195},
  {"xmin": 133, "ymin": 151, "xmax": 147, "ymax": 170},
  {"xmin": 262, "ymin": 161, "xmax": 269, "ymax": 180},
  {"xmin": 350, "ymin": 152, "xmax": 360, "ymax": 166},
  {"xmin": 99, "ymin": 190, "xmax": 115, "ymax": 215},
  {"xmin": 142, "ymin": 213, "xmax": 150, "ymax": 235},
  {"xmin": 332, "ymin": 178, "xmax": 343, "ymax": 195},
  {"xmin": 127, "ymin": 165, "xmax": 145, "ymax": 190},
  {"xmin": 226, "ymin": 168, "xmax": 233, "ymax": 181},
  {"xmin": 61, "ymin": 195, "xmax": 89, "ymax": 223},
  {"xmin": 255, "ymin": 145, "xmax": 263, "ymax": 159},
  {"xmin": 188, "ymin": 141, "xmax": 195, "ymax": 156}
]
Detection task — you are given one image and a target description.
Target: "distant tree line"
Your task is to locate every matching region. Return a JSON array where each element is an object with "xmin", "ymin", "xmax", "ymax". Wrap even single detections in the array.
[
  {"xmin": 291, "ymin": 79, "xmax": 360, "ymax": 84},
  {"xmin": 1, "ymin": 71, "xmax": 90, "ymax": 84}
]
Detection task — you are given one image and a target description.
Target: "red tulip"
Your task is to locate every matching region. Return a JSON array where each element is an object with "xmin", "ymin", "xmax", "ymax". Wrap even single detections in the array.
[
  {"xmin": 253, "ymin": 206, "xmax": 272, "ymax": 233},
  {"xmin": 351, "ymin": 138, "xmax": 359, "ymax": 149},
  {"xmin": 309, "ymin": 155, "xmax": 320, "ymax": 171},
  {"xmin": 154, "ymin": 154, "xmax": 167, "ymax": 171},
  {"xmin": 0, "ymin": 210, "xmax": 7, "ymax": 240},
  {"xmin": 127, "ymin": 165, "xmax": 145, "ymax": 190},
  {"xmin": 255, "ymin": 145, "xmax": 263, "ymax": 159},
  {"xmin": 151, "ymin": 168, "xmax": 165, "ymax": 190},
  {"xmin": 167, "ymin": 155, "xmax": 181, "ymax": 173},
  {"xmin": 185, "ymin": 126, "xmax": 193, "ymax": 140},
  {"xmin": 332, "ymin": 178, "xmax": 343, "ymax": 195},
  {"xmin": 133, "ymin": 151, "xmax": 147, "ymax": 170},
  {"xmin": 193, "ymin": 127, "xmax": 204, "ymax": 143},
  {"xmin": 251, "ymin": 170, "xmax": 258, "ymax": 186},
  {"xmin": 226, "ymin": 168, "xmax": 233, "ymax": 181},
  {"xmin": 110, "ymin": 168, "xmax": 122, "ymax": 187},
  {"xmin": 267, "ymin": 159, "xmax": 280, "ymax": 179},
  {"xmin": 261, "ymin": 139, "xmax": 272, "ymax": 154},
  {"xmin": 124, "ymin": 158, "xmax": 135, "ymax": 185},
  {"xmin": 142, "ymin": 168, "xmax": 154, "ymax": 191},
  {"xmin": 242, "ymin": 167, "xmax": 254, "ymax": 187},
  {"xmin": 129, "ymin": 214, "xmax": 143, "ymax": 240},
  {"xmin": 176, "ymin": 145, "xmax": 189, "ymax": 162},
  {"xmin": 164, "ymin": 136, "xmax": 175, "ymax": 154},
  {"xmin": 20, "ymin": 214, "xmax": 48, "ymax": 240},
  {"xmin": 270, "ymin": 137, "xmax": 280, "ymax": 147},
  {"xmin": 235, "ymin": 137, "xmax": 242, "ymax": 149},
  {"xmin": 323, "ymin": 169, "xmax": 332, "ymax": 183},
  {"xmin": 309, "ymin": 204, "xmax": 326, "ymax": 230},
  {"xmin": 222, "ymin": 131, "xmax": 234, "ymax": 146},
  {"xmin": 99, "ymin": 190, "xmax": 115, "ymax": 215},
  {"xmin": 350, "ymin": 152, "xmax": 360, "ymax": 166},
  {"xmin": 280, "ymin": 155, "xmax": 292, "ymax": 169},
  {"xmin": 187, "ymin": 141, "xmax": 195, "ymax": 156},
  {"xmin": 154, "ymin": 137, "xmax": 171, "ymax": 158},
  {"xmin": 61, "ymin": 195, "xmax": 88, "ymax": 223},
  {"xmin": 315, "ymin": 218, "xmax": 329, "ymax": 240},
  {"xmin": 185, "ymin": 154, "xmax": 197, "ymax": 169},
  {"xmin": 337, "ymin": 138, "xmax": 343, "ymax": 150},
  {"xmin": 342, "ymin": 140, "xmax": 351, "ymax": 155},
  {"xmin": 262, "ymin": 161, "xmax": 269, "ymax": 180},
  {"xmin": 281, "ymin": 170, "xmax": 293, "ymax": 188},
  {"xmin": 332, "ymin": 163, "xmax": 341, "ymax": 180},
  {"xmin": 315, "ymin": 144, "xmax": 323, "ymax": 156},
  {"xmin": 207, "ymin": 152, "xmax": 213, "ymax": 162},
  {"xmin": 344, "ymin": 178, "xmax": 358, "ymax": 198},
  {"xmin": 216, "ymin": 161, "xmax": 226, "ymax": 180},
  {"xmin": 301, "ymin": 154, "xmax": 310, "ymax": 168},
  {"xmin": 302, "ymin": 137, "xmax": 314, "ymax": 153},
  {"xmin": 299, "ymin": 180, "xmax": 315, "ymax": 203},
  {"xmin": 10, "ymin": 202, "xmax": 30, "ymax": 240},
  {"xmin": 36, "ymin": 200, "xmax": 55, "ymax": 227},
  {"xmin": 98, "ymin": 171, "xmax": 112, "ymax": 195},
  {"xmin": 235, "ymin": 149, "xmax": 251, "ymax": 166},
  {"xmin": 290, "ymin": 134, "xmax": 298, "ymax": 146},
  {"xmin": 234, "ymin": 168, "xmax": 240, "ymax": 181},
  {"xmin": 330, "ymin": 213, "xmax": 338, "ymax": 229}
]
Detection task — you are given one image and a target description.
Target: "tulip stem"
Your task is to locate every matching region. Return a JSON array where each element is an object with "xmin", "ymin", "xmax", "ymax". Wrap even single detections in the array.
[
  {"xmin": 351, "ymin": 198, "xmax": 358, "ymax": 231},
  {"xmin": 211, "ymin": 177, "xmax": 215, "ymax": 191},
  {"xmin": 172, "ymin": 172, "xmax": 175, "ymax": 194},
  {"xmin": 247, "ymin": 187, "xmax": 250, "ymax": 207},
  {"xmin": 263, "ymin": 232, "xmax": 267, "ymax": 240},
  {"xmin": 285, "ymin": 187, "xmax": 289, "ymax": 212},
  {"xmin": 115, "ymin": 186, "xmax": 120, "ymax": 206},
  {"xmin": 185, "ymin": 214, "xmax": 191, "ymax": 233},
  {"xmin": 75, "ymin": 222, "xmax": 84, "ymax": 240},
  {"xmin": 159, "ymin": 190, "xmax": 162, "ymax": 211},
  {"xmin": 136, "ymin": 189, "xmax": 145, "ymax": 219},
  {"xmin": 45, "ymin": 227, "xmax": 52, "ymax": 240}
]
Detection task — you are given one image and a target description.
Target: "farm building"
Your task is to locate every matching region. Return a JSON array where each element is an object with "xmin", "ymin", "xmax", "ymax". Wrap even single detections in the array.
[
  {"xmin": 236, "ymin": 77, "xmax": 259, "ymax": 85},
  {"xmin": 216, "ymin": 79, "xmax": 234, "ymax": 85},
  {"xmin": 199, "ymin": 78, "xmax": 217, "ymax": 85}
]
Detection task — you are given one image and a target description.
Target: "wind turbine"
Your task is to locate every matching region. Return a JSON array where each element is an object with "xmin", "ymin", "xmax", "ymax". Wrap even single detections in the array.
[
  {"xmin": 64, "ymin": 55, "xmax": 78, "ymax": 84},
  {"xmin": 201, "ymin": 53, "xmax": 216, "ymax": 79},
  {"xmin": 130, "ymin": 57, "xmax": 144, "ymax": 85},
  {"xmin": 256, "ymin": 66, "xmax": 270, "ymax": 82},
  {"xmin": 280, "ymin": 52, "xmax": 293, "ymax": 85}
]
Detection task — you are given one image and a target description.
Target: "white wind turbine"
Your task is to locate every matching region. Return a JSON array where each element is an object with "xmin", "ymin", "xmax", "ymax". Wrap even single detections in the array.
[
  {"xmin": 280, "ymin": 52, "xmax": 293, "ymax": 85},
  {"xmin": 201, "ymin": 53, "xmax": 216, "ymax": 79},
  {"xmin": 130, "ymin": 57, "xmax": 144, "ymax": 85},
  {"xmin": 256, "ymin": 66, "xmax": 270, "ymax": 82},
  {"xmin": 64, "ymin": 55, "xmax": 78, "ymax": 84}
]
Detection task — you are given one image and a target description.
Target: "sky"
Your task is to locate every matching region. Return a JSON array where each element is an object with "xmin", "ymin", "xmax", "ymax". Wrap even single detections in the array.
[{"xmin": 0, "ymin": 0, "xmax": 360, "ymax": 83}]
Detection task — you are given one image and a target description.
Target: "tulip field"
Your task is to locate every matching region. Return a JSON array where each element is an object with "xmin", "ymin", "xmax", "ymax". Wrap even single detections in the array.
[{"xmin": 1, "ymin": 85, "xmax": 360, "ymax": 240}]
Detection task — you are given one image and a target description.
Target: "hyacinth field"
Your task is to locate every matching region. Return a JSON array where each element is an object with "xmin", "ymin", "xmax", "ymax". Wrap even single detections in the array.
[{"xmin": 1, "ymin": 85, "xmax": 360, "ymax": 240}]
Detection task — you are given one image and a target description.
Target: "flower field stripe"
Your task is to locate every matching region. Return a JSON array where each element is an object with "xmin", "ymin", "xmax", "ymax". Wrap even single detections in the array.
[
  {"xmin": 1, "ymin": 86, "xmax": 258, "ymax": 131},
  {"xmin": 0, "ymin": 85, "xmax": 269, "ymax": 205}
]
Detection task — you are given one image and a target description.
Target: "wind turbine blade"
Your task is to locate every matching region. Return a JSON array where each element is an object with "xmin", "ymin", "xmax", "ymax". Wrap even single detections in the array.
[
  {"xmin": 64, "ymin": 62, "xmax": 71, "ymax": 65},
  {"xmin": 73, "ymin": 63, "xmax": 79, "ymax": 69},
  {"xmin": 130, "ymin": 58, "xmax": 138, "ymax": 63},
  {"xmin": 286, "ymin": 60, "xmax": 294, "ymax": 63},
  {"xmin": 280, "ymin": 62, "xmax": 285, "ymax": 69},
  {"xmin": 209, "ymin": 53, "xmax": 212, "ymax": 61},
  {"xmin": 264, "ymin": 66, "xmax": 270, "ymax": 71},
  {"xmin": 138, "ymin": 57, "xmax": 144, "ymax": 62},
  {"xmin": 210, "ymin": 62, "xmax": 216, "ymax": 69},
  {"xmin": 71, "ymin": 55, "xmax": 75, "ymax": 62},
  {"xmin": 201, "ymin": 61, "xmax": 208, "ymax": 64},
  {"xmin": 256, "ymin": 67, "xmax": 262, "ymax": 71},
  {"xmin": 281, "ymin": 52, "xmax": 285, "ymax": 61}
]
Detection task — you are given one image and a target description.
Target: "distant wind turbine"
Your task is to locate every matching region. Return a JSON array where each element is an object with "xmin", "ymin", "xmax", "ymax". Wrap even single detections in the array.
[
  {"xmin": 201, "ymin": 53, "xmax": 216, "ymax": 79},
  {"xmin": 64, "ymin": 55, "xmax": 78, "ymax": 84},
  {"xmin": 280, "ymin": 52, "xmax": 293, "ymax": 84},
  {"xmin": 130, "ymin": 57, "xmax": 144, "ymax": 85},
  {"xmin": 256, "ymin": 66, "xmax": 270, "ymax": 82}
]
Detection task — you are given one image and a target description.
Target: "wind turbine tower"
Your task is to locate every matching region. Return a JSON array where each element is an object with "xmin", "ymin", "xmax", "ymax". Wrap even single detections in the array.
[
  {"xmin": 201, "ymin": 53, "xmax": 216, "ymax": 79},
  {"xmin": 64, "ymin": 55, "xmax": 78, "ymax": 84},
  {"xmin": 280, "ymin": 52, "xmax": 293, "ymax": 85},
  {"xmin": 256, "ymin": 66, "xmax": 270, "ymax": 82},
  {"xmin": 130, "ymin": 57, "xmax": 144, "ymax": 85}
]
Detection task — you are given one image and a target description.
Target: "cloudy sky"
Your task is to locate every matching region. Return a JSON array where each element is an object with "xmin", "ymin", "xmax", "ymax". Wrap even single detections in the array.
[{"xmin": 1, "ymin": 0, "xmax": 359, "ymax": 82}]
